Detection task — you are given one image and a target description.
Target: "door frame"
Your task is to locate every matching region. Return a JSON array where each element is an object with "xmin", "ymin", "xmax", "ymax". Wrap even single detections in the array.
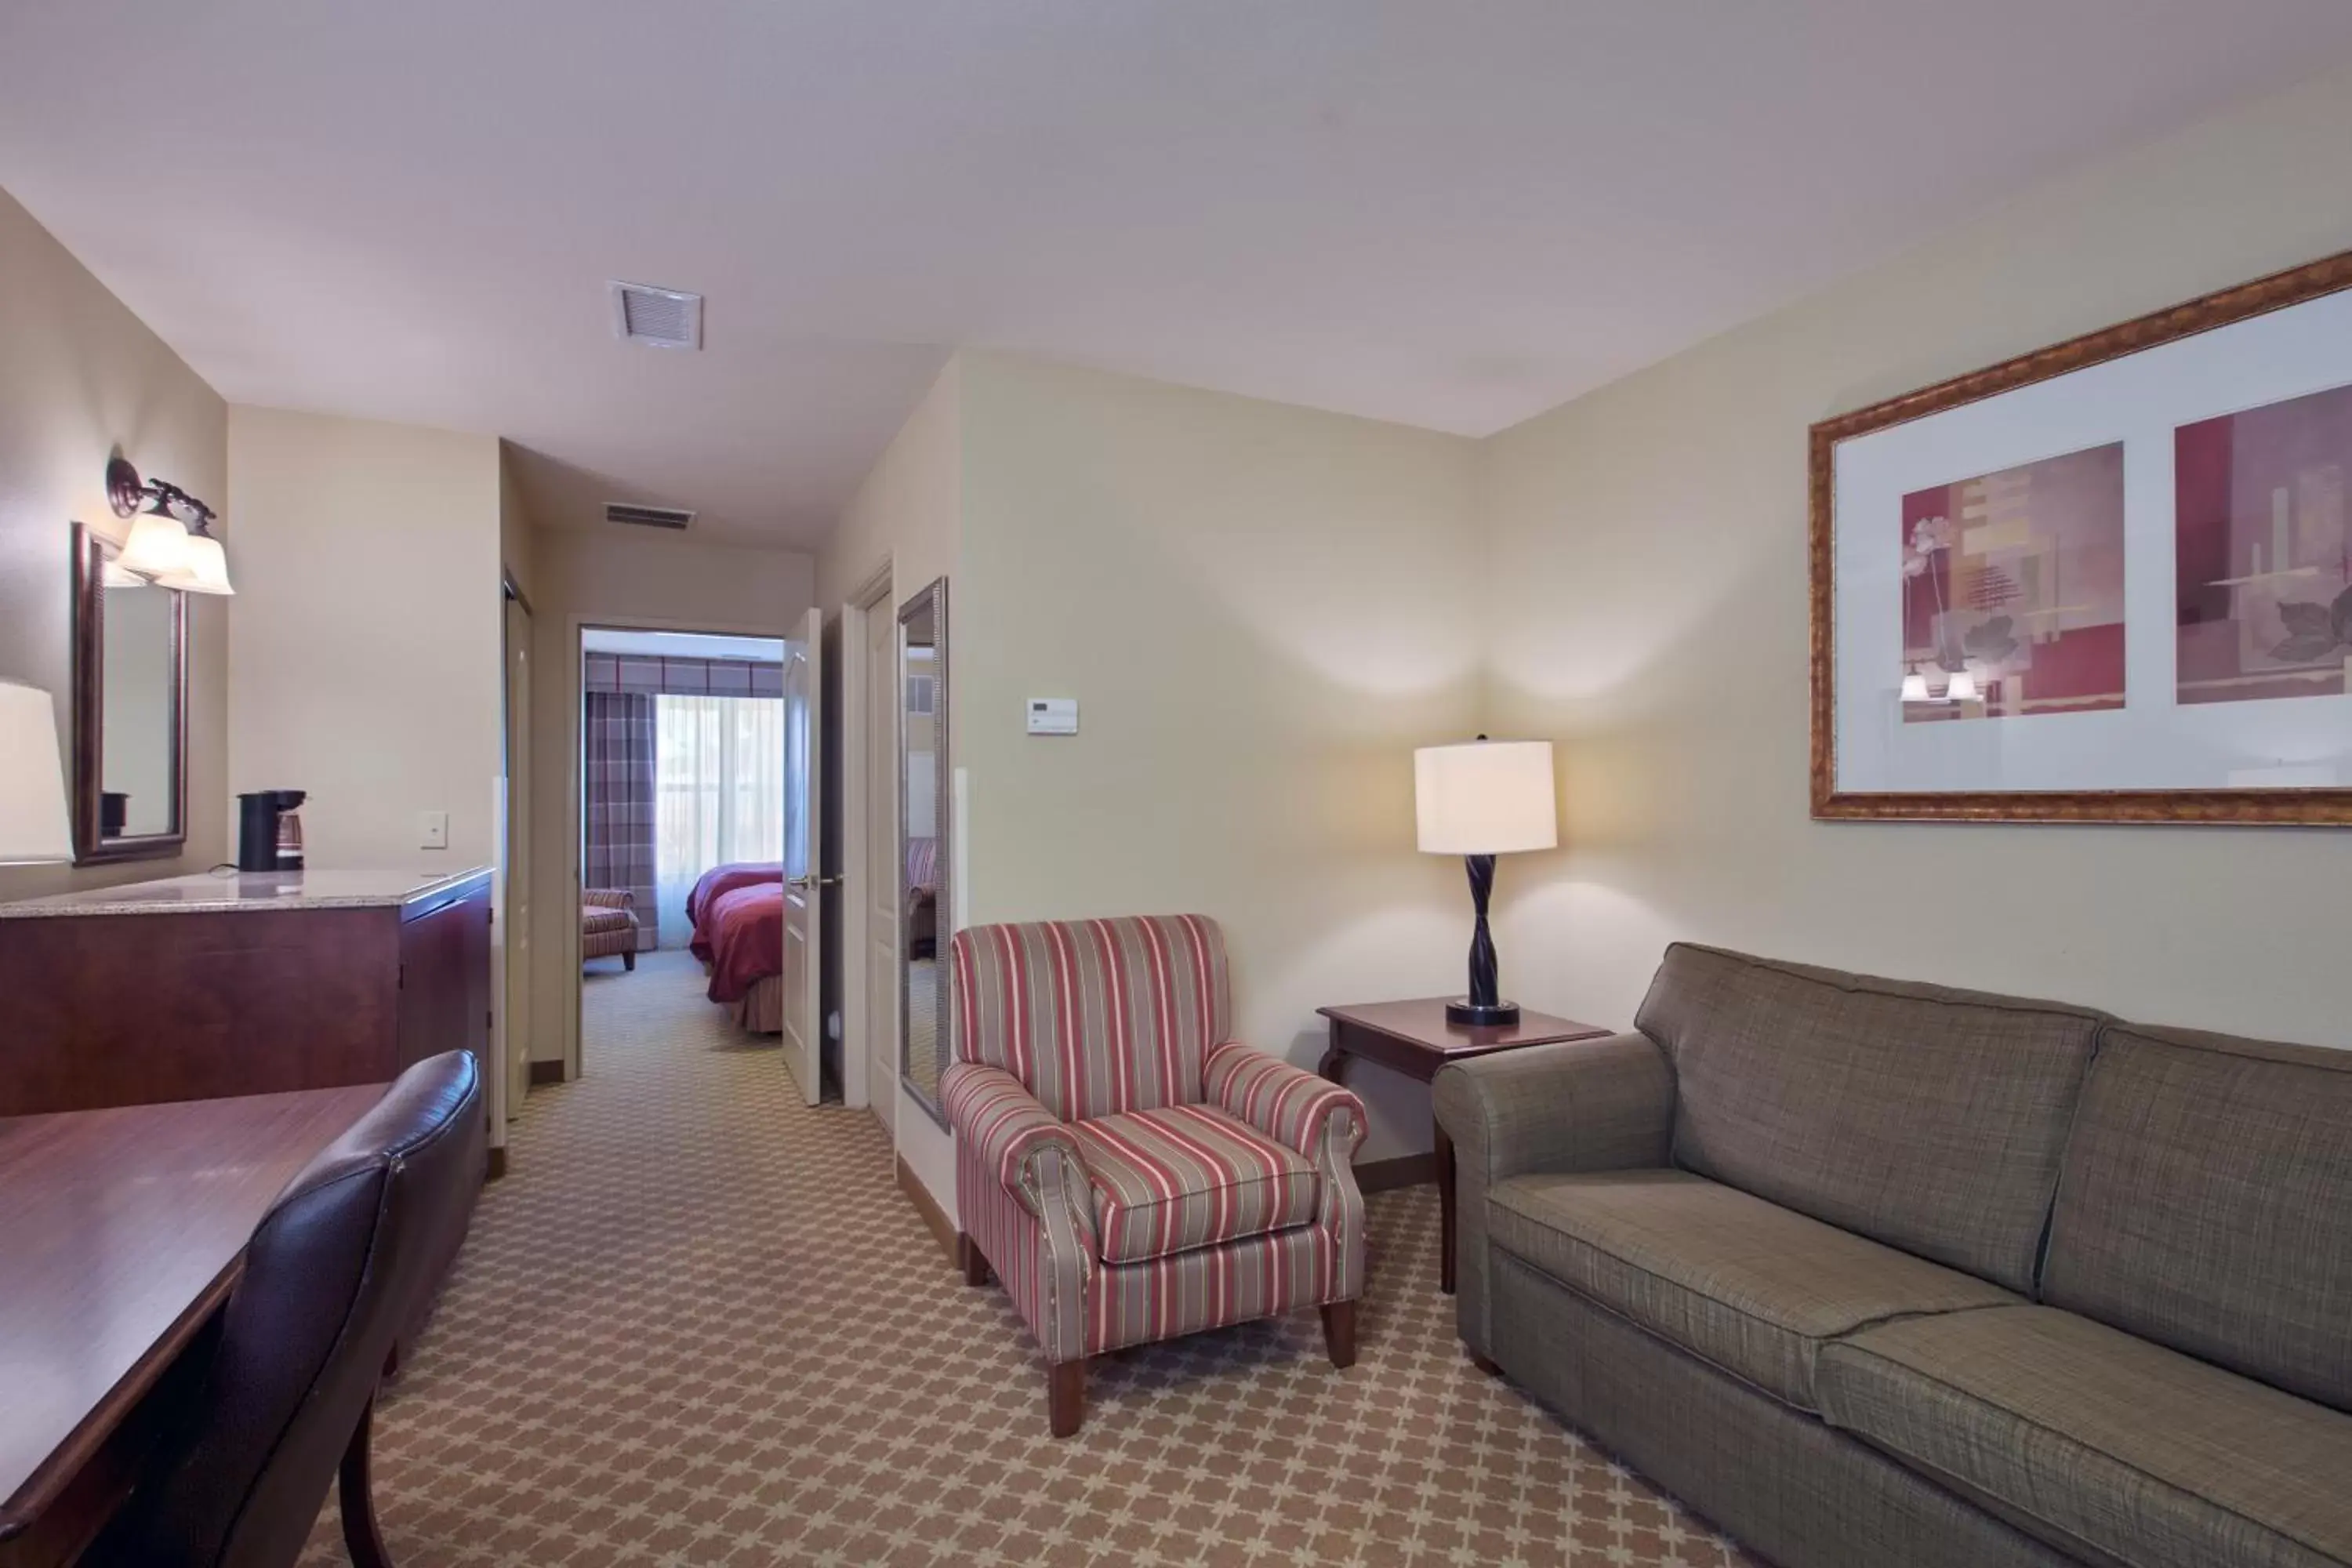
[
  {"xmin": 558, "ymin": 611, "xmax": 802, "ymax": 1082},
  {"xmin": 499, "ymin": 582, "xmax": 534, "ymax": 1131},
  {"xmin": 838, "ymin": 558, "xmax": 895, "ymax": 1131}
]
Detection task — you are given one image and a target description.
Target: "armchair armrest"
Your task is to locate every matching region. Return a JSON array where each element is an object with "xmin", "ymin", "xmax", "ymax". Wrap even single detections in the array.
[
  {"xmin": 1203, "ymin": 1040, "xmax": 1367, "ymax": 1167},
  {"xmin": 583, "ymin": 887, "xmax": 636, "ymax": 910},
  {"xmin": 1432, "ymin": 1032, "xmax": 1674, "ymax": 1358},
  {"xmin": 940, "ymin": 1062, "xmax": 1098, "ymax": 1261}
]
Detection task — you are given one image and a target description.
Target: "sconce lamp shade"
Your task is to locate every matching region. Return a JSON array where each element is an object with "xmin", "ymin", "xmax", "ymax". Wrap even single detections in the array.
[
  {"xmin": 0, "ymin": 681, "xmax": 74, "ymax": 865},
  {"xmin": 115, "ymin": 511, "xmax": 191, "ymax": 579},
  {"xmin": 1414, "ymin": 739, "xmax": 1557, "ymax": 855},
  {"xmin": 151, "ymin": 531, "xmax": 234, "ymax": 595}
]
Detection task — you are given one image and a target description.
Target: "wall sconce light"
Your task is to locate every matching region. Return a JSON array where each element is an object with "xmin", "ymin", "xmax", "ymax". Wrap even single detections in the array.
[{"xmin": 106, "ymin": 456, "xmax": 234, "ymax": 595}]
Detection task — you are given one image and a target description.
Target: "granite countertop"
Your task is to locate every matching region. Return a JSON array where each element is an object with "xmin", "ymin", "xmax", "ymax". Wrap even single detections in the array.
[{"xmin": 0, "ymin": 866, "xmax": 493, "ymax": 919}]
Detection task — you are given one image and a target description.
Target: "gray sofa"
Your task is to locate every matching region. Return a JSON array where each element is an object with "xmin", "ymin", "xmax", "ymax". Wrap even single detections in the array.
[{"xmin": 1432, "ymin": 943, "xmax": 2352, "ymax": 1568}]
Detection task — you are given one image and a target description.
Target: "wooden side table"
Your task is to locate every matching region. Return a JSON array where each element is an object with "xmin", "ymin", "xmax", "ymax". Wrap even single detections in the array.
[{"xmin": 1317, "ymin": 999, "xmax": 1610, "ymax": 1294}]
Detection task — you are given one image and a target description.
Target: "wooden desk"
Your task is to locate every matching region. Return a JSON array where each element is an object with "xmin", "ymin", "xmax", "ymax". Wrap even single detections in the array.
[
  {"xmin": 0, "ymin": 1084, "xmax": 386, "ymax": 1568},
  {"xmin": 1316, "ymin": 1000, "xmax": 1610, "ymax": 1295}
]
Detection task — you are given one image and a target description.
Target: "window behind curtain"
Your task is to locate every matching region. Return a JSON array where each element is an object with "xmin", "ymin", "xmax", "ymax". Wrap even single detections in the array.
[{"xmin": 653, "ymin": 694, "xmax": 785, "ymax": 949}]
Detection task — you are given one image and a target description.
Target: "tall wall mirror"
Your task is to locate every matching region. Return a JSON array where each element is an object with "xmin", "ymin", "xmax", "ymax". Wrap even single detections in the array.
[
  {"xmin": 71, "ymin": 522, "xmax": 188, "ymax": 864},
  {"xmin": 899, "ymin": 576, "xmax": 951, "ymax": 1127}
]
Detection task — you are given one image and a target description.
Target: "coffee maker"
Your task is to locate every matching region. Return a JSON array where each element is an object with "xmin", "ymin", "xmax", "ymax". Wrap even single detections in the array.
[{"xmin": 236, "ymin": 789, "xmax": 307, "ymax": 873}]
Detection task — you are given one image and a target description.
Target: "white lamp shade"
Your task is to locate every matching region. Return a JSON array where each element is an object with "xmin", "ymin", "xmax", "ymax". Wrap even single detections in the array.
[
  {"xmin": 1414, "ymin": 739, "xmax": 1558, "ymax": 855},
  {"xmin": 151, "ymin": 532, "xmax": 234, "ymax": 595},
  {"xmin": 0, "ymin": 681, "xmax": 74, "ymax": 864},
  {"xmin": 115, "ymin": 512, "xmax": 191, "ymax": 579}
]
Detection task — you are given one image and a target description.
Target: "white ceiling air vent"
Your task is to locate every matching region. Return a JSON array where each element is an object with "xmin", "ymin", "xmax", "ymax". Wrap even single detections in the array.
[
  {"xmin": 604, "ymin": 503, "xmax": 695, "ymax": 531},
  {"xmin": 609, "ymin": 281, "xmax": 702, "ymax": 349}
]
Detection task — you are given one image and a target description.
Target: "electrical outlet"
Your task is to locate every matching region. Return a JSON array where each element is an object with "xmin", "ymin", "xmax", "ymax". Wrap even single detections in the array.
[{"xmin": 419, "ymin": 810, "xmax": 449, "ymax": 851}]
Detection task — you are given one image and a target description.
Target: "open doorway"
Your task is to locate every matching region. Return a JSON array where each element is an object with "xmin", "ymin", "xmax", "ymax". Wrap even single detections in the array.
[{"xmin": 573, "ymin": 625, "xmax": 833, "ymax": 1101}]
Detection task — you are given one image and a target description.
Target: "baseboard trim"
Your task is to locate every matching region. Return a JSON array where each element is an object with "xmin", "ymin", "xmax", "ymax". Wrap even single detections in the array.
[
  {"xmin": 1354, "ymin": 1152, "xmax": 1439, "ymax": 1194},
  {"xmin": 528, "ymin": 1058, "xmax": 565, "ymax": 1087},
  {"xmin": 896, "ymin": 1156, "xmax": 960, "ymax": 1267}
]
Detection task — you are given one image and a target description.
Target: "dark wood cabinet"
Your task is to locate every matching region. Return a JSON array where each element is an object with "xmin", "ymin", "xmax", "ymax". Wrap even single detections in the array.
[{"xmin": 0, "ymin": 869, "xmax": 494, "ymax": 1119}]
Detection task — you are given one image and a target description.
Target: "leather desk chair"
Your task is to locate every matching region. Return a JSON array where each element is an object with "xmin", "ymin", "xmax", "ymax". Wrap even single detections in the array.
[{"xmin": 85, "ymin": 1051, "xmax": 485, "ymax": 1568}]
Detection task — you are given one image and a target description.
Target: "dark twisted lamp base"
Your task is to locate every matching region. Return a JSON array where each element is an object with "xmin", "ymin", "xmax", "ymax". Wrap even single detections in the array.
[{"xmin": 1444, "ymin": 853, "xmax": 1521, "ymax": 1027}]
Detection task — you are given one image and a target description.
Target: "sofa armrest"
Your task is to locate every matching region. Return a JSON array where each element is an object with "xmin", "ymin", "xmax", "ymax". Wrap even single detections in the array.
[
  {"xmin": 1203, "ymin": 1040, "xmax": 1368, "ymax": 1167},
  {"xmin": 1434, "ymin": 1032, "xmax": 1675, "ymax": 1182},
  {"xmin": 940, "ymin": 1062, "xmax": 1098, "ymax": 1261},
  {"xmin": 583, "ymin": 887, "xmax": 636, "ymax": 910},
  {"xmin": 1433, "ymin": 1032, "xmax": 1675, "ymax": 1358}
]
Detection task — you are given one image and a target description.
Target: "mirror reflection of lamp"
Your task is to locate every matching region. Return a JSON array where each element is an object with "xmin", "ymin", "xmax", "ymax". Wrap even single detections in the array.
[
  {"xmin": 1946, "ymin": 667, "xmax": 1981, "ymax": 703},
  {"xmin": 1900, "ymin": 666, "xmax": 1931, "ymax": 704}
]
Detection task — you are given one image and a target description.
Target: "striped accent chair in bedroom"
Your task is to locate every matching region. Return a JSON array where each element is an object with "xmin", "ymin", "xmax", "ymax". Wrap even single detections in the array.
[{"xmin": 942, "ymin": 914, "xmax": 1369, "ymax": 1436}]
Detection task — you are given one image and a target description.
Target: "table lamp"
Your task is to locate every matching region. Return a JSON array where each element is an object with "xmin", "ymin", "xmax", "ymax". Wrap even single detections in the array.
[
  {"xmin": 1415, "ymin": 736, "xmax": 1557, "ymax": 1025},
  {"xmin": 0, "ymin": 681, "xmax": 74, "ymax": 865}
]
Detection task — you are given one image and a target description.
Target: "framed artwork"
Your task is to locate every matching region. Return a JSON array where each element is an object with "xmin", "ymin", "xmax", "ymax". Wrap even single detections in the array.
[{"xmin": 1811, "ymin": 249, "xmax": 2352, "ymax": 824}]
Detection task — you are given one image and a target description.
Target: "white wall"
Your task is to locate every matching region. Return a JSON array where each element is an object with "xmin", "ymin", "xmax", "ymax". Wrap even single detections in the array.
[
  {"xmin": 226, "ymin": 407, "xmax": 505, "ymax": 869},
  {"xmin": 1482, "ymin": 59, "xmax": 2352, "ymax": 1049},
  {"xmin": 0, "ymin": 186, "xmax": 228, "ymax": 902},
  {"xmin": 526, "ymin": 524, "xmax": 818, "ymax": 1069},
  {"xmin": 816, "ymin": 361, "xmax": 963, "ymax": 1214},
  {"xmin": 956, "ymin": 354, "xmax": 1486, "ymax": 1163}
]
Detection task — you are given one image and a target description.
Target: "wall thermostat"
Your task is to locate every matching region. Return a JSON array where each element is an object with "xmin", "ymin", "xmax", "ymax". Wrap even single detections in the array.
[{"xmin": 1026, "ymin": 698, "xmax": 1079, "ymax": 735}]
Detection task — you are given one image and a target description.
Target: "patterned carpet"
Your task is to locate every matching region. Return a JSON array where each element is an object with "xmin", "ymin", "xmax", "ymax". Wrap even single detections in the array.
[{"xmin": 296, "ymin": 948, "xmax": 1751, "ymax": 1567}]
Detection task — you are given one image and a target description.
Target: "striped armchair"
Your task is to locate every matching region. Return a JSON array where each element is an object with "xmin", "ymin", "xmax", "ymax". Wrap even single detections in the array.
[
  {"xmin": 580, "ymin": 887, "xmax": 640, "ymax": 971},
  {"xmin": 943, "ymin": 914, "xmax": 1368, "ymax": 1436}
]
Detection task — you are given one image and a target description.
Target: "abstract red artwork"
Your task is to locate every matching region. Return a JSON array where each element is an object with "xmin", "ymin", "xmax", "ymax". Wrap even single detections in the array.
[
  {"xmin": 1900, "ymin": 443, "xmax": 2128, "ymax": 724},
  {"xmin": 2176, "ymin": 383, "xmax": 2352, "ymax": 706}
]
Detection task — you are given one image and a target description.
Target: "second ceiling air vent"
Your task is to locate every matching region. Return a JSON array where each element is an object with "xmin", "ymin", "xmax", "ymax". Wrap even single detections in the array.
[
  {"xmin": 604, "ymin": 503, "xmax": 695, "ymax": 531},
  {"xmin": 609, "ymin": 281, "xmax": 703, "ymax": 350}
]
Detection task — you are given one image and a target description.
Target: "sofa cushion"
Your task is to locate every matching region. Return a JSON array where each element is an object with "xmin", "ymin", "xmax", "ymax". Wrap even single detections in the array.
[
  {"xmin": 1071, "ymin": 1102, "xmax": 1318, "ymax": 1265},
  {"xmin": 1817, "ymin": 1305, "xmax": 2352, "ymax": 1568},
  {"xmin": 1487, "ymin": 1168, "xmax": 2016, "ymax": 1410},
  {"xmin": 2042, "ymin": 1022, "xmax": 2352, "ymax": 1414},
  {"xmin": 581, "ymin": 905, "xmax": 636, "ymax": 935},
  {"xmin": 1633, "ymin": 943, "xmax": 2101, "ymax": 1294}
]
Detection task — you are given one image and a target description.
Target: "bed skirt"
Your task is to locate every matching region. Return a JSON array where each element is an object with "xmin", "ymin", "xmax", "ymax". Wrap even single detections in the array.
[{"xmin": 730, "ymin": 973, "xmax": 784, "ymax": 1035}]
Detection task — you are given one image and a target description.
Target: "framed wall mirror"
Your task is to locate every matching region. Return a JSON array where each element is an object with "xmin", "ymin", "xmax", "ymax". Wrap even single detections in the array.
[
  {"xmin": 71, "ymin": 522, "xmax": 188, "ymax": 864},
  {"xmin": 898, "ymin": 576, "xmax": 951, "ymax": 1127}
]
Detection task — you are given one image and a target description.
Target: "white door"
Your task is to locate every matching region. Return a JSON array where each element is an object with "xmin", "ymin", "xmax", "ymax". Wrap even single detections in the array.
[
  {"xmin": 865, "ymin": 603, "xmax": 899, "ymax": 1127},
  {"xmin": 780, "ymin": 608, "xmax": 824, "ymax": 1105},
  {"xmin": 503, "ymin": 593, "xmax": 534, "ymax": 1119}
]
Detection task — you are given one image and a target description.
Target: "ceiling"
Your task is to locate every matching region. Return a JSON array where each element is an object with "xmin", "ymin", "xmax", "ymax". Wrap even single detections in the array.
[{"xmin": 4, "ymin": 2, "xmax": 2350, "ymax": 550}]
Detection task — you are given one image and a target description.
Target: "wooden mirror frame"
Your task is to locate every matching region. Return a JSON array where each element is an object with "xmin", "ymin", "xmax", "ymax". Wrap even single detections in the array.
[
  {"xmin": 898, "ymin": 575, "xmax": 952, "ymax": 1129},
  {"xmin": 71, "ymin": 522, "xmax": 189, "ymax": 865}
]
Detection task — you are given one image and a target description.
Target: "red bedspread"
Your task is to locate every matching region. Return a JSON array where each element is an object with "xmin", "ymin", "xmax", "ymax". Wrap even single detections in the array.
[
  {"xmin": 704, "ymin": 882, "xmax": 784, "ymax": 1004},
  {"xmin": 687, "ymin": 861, "xmax": 783, "ymax": 962}
]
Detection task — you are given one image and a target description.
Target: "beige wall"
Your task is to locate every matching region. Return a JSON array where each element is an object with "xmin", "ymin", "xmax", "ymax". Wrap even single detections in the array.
[
  {"xmin": 1483, "ymin": 60, "xmax": 2352, "ymax": 1049},
  {"xmin": 524, "ymin": 524, "xmax": 817, "ymax": 1068},
  {"xmin": 226, "ymin": 407, "xmax": 505, "ymax": 871},
  {"xmin": 815, "ymin": 361, "xmax": 963, "ymax": 1203},
  {"xmin": 956, "ymin": 354, "xmax": 1487, "ymax": 1164},
  {"xmin": 0, "ymin": 187, "xmax": 228, "ymax": 901}
]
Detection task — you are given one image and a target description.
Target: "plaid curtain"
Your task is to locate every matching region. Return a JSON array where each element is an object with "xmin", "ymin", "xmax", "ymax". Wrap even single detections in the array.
[{"xmin": 584, "ymin": 691, "xmax": 658, "ymax": 949}]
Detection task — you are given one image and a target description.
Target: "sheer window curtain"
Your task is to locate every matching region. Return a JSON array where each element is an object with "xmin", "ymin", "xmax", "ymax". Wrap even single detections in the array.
[{"xmin": 653, "ymin": 695, "xmax": 786, "ymax": 949}]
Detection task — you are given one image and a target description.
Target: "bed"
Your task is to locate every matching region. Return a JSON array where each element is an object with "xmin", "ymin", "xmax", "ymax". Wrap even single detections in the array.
[{"xmin": 686, "ymin": 862, "xmax": 786, "ymax": 1033}]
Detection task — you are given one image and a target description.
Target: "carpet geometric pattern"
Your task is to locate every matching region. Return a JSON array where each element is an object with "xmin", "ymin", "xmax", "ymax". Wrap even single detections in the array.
[{"xmin": 296, "ymin": 949, "xmax": 1754, "ymax": 1567}]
